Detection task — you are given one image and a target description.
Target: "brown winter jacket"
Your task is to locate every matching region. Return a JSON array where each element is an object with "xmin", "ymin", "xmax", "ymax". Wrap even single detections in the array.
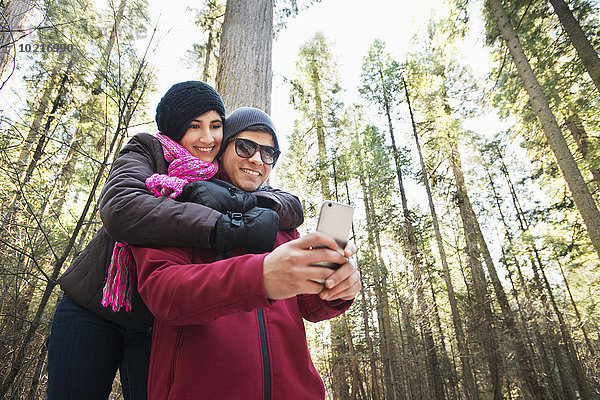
[{"xmin": 58, "ymin": 132, "xmax": 304, "ymax": 332}]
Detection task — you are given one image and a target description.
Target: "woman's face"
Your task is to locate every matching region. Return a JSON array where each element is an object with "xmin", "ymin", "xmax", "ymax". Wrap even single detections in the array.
[{"xmin": 179, "ymin": 110, "xmax": 223, "ymax": 162}]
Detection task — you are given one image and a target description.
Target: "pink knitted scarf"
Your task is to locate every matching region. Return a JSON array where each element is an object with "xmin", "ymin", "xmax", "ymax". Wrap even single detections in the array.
[{"xmin": 101, "ymin": 133, "xmax": 218, "ymax": 312}]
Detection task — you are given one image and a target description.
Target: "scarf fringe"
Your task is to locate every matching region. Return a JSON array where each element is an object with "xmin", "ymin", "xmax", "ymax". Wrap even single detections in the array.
[{"xmin": 101, "ymin": 242, "xmax": 136, "ymax": 312}]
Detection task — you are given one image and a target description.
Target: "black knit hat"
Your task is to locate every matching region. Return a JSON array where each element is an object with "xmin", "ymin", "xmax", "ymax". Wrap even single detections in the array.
[
  {"xmin": 222, "ymin": 107, "xmax": 279, "ymax": 153},
  {"xmin": 155, "ymin": 81, "xmax": 226, "ymax": 142}
]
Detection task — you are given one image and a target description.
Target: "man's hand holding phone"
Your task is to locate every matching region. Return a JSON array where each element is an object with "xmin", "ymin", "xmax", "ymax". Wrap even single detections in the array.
[
  {"xmin": 262, "ymin": 232, "xmax": 361, "ymax": 301},
  {"xmin": 262, "ymin": 199, "xmax": 361, "ymax": 302},
  {"xmin": 263, "ymin": 232, "xmax": 349, "ymax": 300},
  {"xmin": 319, "ymin": 241, "xmax": 361, "ymax": 301}
]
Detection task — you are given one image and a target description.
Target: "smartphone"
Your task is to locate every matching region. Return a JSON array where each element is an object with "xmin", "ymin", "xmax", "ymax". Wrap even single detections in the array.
[{"xmin": 311, "ymin": 201, "xmax": 354, "ymax": 270}]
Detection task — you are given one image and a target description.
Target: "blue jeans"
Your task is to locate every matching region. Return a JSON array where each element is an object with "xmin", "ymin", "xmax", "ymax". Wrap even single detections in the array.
[{"xmin": 46, "ymin": 296, "xmax": 151, "ymax": 400}]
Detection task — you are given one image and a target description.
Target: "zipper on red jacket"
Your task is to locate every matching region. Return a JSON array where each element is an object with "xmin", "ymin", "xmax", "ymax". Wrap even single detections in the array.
[
  {"xmin": 257, "ymin": 309, "xmax": 271, "ymax": 400},
  {"xmin": 169, "ymin": 327, "xmax": 185, "ymax": 389}
]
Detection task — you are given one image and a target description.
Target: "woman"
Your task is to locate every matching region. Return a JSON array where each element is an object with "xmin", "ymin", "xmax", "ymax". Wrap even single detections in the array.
[{"xmin": 46, "ymin": 82, "xmax": 303, "ymax": 400}]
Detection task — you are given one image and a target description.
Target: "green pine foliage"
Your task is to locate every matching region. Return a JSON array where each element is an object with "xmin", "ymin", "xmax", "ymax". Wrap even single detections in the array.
[{"xmin": 0, "ymin": 0, "xmax": 154, "ymax": 397}]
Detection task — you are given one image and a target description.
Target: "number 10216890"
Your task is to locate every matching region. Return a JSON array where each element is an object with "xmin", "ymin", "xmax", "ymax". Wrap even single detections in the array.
[{"xmin": 19, "ymin": 43, "xmax": 74, "ymax": 53}]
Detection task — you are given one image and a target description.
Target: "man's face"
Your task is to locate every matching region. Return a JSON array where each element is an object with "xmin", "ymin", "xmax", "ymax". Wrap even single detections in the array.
[{"xmin": 220, "ymin": 130, "xmax": 275, "ymax": 191}]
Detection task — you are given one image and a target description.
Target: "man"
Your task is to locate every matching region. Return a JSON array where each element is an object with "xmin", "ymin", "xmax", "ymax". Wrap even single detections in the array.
[{"xmin": 132, "ymin": 107, "xmax": 361, "ymax": 400}]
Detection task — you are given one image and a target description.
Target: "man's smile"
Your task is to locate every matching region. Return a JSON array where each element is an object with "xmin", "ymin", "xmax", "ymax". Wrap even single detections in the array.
[{"xmin": 241, "ymin": 168, "xmax": 260, "ymax": 176}]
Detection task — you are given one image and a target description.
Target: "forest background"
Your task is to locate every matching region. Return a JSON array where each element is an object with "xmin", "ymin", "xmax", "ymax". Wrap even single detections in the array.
[{"xmin": 0, "ymin": 0, "xmax": 599, "ymax": 399}]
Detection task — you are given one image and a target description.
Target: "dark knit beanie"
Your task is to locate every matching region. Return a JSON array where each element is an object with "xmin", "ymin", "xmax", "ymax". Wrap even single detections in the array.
[
  {"xmin": 155, "ymin": 81, "xmax": 226, "ymax": 142},
  {"xmin": 221, "ymin": 107, "xmax": 279, "ymax": 155}
]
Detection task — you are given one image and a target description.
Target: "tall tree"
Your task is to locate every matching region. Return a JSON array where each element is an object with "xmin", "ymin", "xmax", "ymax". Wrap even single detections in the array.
[
  {"xmin": 216, "ymin": 0, "xmax": 273, "ymax": 112},
  {"xmin": 548, "ymin": 0, "xmax": 600, "ymax": 93},
  {"xmin": 448, "ymin": 138, "xmax": 504, "ymax": 400},
  {"xmin": 486, "ymin": 0, "xmax": 600, "ymax": 263},
  {"xmin": 360, "ymin": 39, "xmax": 445, "ymax": 399},
  {"xmin": 189, "ymin": 0, "xmax": 225, "ymax": 84},
  {"xmin": 403, "ymin": 78, "xmax": 479, "ymax": 400},
  {"xmin": 284, "ymin": 32, "xmax": 353, "ymax": 398},
  {"xmin": 0, "ymin": 0, "xmax": 38, "ymax": 88},
  {"xmin": 0, "ymin": 0, "xmax": 154, "ymax": 396},
  {"xmin": 287, "ymin": 32, "xmax": 342, "ymax": 201}
]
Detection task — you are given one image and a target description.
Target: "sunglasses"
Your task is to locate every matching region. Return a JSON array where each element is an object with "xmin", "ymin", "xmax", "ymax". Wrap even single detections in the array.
[{"xmin": 229, "ymin": 137, "xmax": 280, "ymax": 165}]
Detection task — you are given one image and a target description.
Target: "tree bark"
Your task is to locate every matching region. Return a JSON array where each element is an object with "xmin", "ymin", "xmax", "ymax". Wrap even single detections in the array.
[
  {"xmin": 357, "ymin": 168, "xmax": 400, "ymax": 399},
  {"xmin": 0, "ymin": 103, "xmax": 128, "ymax": 397},
  {"xmin": 345, "ymin": 166, "xmax": 382, "ymax": 400},
  {"xmin": 565, "ymin": 114, "xmax": 600, "ymax": 193},
  {"xmin": 554, "ymin": 256, "xmax": 600, "ymax": 374},
  {"xmin": 448, "ymin": 139, "xmax": 503, "ymax": 400},
  {"xmin": 488, "ymin": 165, "xmax": 563, "ymax": 399},
  {"xmin": 378, "ymin": 68, "xmax": 443, "ymax": 400},
  {"xmin": 474, "ymin": 203, "xmax": 546, "ymax": 399},
  {"xmin": 548, "ymin": 0, "xmax": 600, "ymax": 93},
  {"xmin": 405, "ymin": 79, "xmax": 479, "ymax": 400},
  {"xmin": 343, "ymin": 314, "xmax": 366, "ymax": 400},
  {"xmin": 202, "ymin": 30, "xmax": 214, "ymax": 83},
  {"xmin": 308, "ymin": 60, "xmax": 331, "ymax": 199},
  {"xmin": 216, "ymin": 0, "xmax": 272, "ymax": 112},
  {"xmin": 0, "ymin": 58, "xmax": 74, "ymax": 237},
  {"xmin": 0, "ymin": 0, "xmax": 37, "ymax": 87},
  {"xmin": 499, "ymin": 143, "xmax": 594, "ymax": 399},
  {"xmin": 487, "ymin": 0, "xmax": 600, "ymax": 261}
]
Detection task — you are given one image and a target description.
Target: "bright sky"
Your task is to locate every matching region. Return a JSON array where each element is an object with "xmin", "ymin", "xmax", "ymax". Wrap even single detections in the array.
[
  {"xmin": 0, "ymin": 0, "xmax": 496, "ymax": 144},
  {"xmin": 144, "ymin": 0, "xmax": 490, "ymax": 141}
]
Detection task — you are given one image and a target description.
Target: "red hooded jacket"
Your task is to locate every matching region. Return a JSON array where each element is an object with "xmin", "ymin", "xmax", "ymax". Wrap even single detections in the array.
[{"xmin": 132, "ymin": 229, "xmax": 352, "ymax": 400}]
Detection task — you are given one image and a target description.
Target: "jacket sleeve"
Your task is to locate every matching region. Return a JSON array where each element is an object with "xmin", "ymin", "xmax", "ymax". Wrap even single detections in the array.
[
  {"xmin": 98, "ymin": 133, "xmax": 222, "ymax": 248},
  {"xmin": 132, "ymin": 246, "xmax": 271, "ymax": 326},
  {"xmin": 297, "ymin": 295, "xmax": 353, "ymax": 323},
  {"xmin": 255, "ymin": 186, "xmax": 304, "ymax": 230}
]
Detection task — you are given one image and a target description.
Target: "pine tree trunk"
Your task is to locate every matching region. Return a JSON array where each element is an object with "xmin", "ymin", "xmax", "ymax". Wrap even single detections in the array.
[
  {"xmin": 358, "ymin": 172, "xmax": 399, "ymax": 399},
  {"xmin": 358, "ymin": 284, "xmax": 382, "ymax": 400},
  {"xmin": 311, "ymin": 63, "xmax": 330, "ymax": 199},
  {"xmin": 499, "ymin": 145, "xmax": 594, "ymax": 398},
  {"xmin": 391, "ymin": 276, "xmax": 421, "ymax": 400},
  {"xmin": 548, "ymin": 0, "xmax": 600, "ymax": 93},
  {"xmin": 0, "ymin": 0, "xmax": 37, "ymax": 86},
  {"xmin": 380, "ymin": 72, "xmax": 443, "ymax": 400},
  {"xmin": 426, "ymin": 267, "xmax": 460, "ymax": 400},
  {"xmin": 555, "ymin": 256, "xmax": 600, "ymax": 377},
  {"xmin": 534, "ymin": 250, "xmax": 592, "ymax": 399},
  {"xmin": 91, "ymin": 0, "xmax": 127, "ymax": 94},
  {"xmin": 42, "ymin": 0, "xmax": 128, "ymax": 227},
  {"xmin": 448, "ymin": 139, "xmax": 503, "ymax": 400},
  {"xmin": 529, "ymin": 256, "xmax": 580, "ymax": 399},
  {"xmin": 396, "ymin": 155, "xmax": 445, "ymax": 400},
  {"xmin": 12, "ymin": 60, "xmax": 62, "ymax": 182},
  {"xmin": 0, "ymin": 105, "xmax": 129, "ymax": 397},
  {"xmin": 474, "ymin": 212, "xmax": 546, "ymax": 398},
  {"xmin": 405, "ymin": 79, "xmax": 479, "ymax": 400},
  {"xmin": 0, "ymin": 58, "xmax": 74, "ymax": 236},
  {"xmin": 456, "ymin": 162, "xmax": 544, "ymax": 397},
  {"xmin": 345, "ymin": 176, "xmax": 381, "ymax": 400},
  {"xmin": 331, "ymin": 320, "xmax": 351, "ymax": 400},
  {"xmin": 343, "ymin": 314, "xmax": 366, "ymax": 400},
  {"xmin": 501, "ymin": 150, "xmax": 577, "ymax": 398},
  {"xmin": 202, "ymin": 31, "xmax": 214, "ymax": 83},
  {"xmin": 0, "ymin": 51, "xmax": 147, "ymax": 397},
  {"xmin": 488, "ymin": 166, "xmax": 563, "ymax": 399},
  {"xmin": 24, "ymin": 339, "xmax": 47, "ymax": 400},
  {"xmin": 216, "ymin": 0, "xmax": 272, "ymax": 112},
  {"xmin": 565, "ymin": 114, "xmax": 600, "ymax": 193},
  {"xmin": 487, "ymin": 0, "xmax": 600, "ymax": 261}
]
